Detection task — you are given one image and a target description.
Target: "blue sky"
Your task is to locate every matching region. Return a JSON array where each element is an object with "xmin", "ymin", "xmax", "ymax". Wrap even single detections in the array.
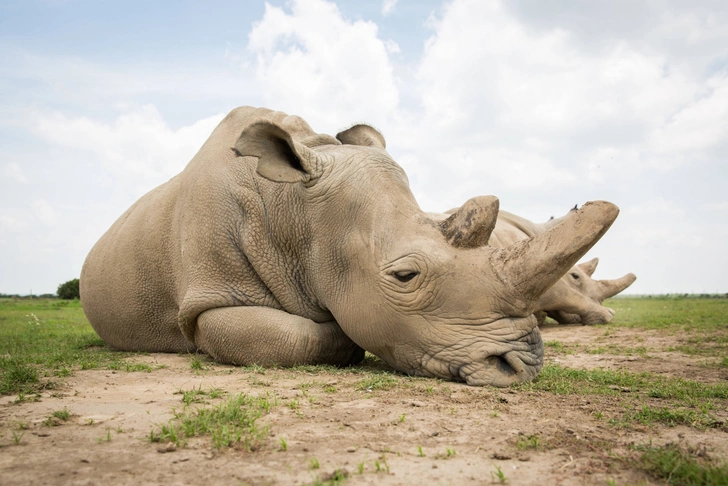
[{"xmin": 1, "ymin": 0, "xmax": 727, "ymax": 294}]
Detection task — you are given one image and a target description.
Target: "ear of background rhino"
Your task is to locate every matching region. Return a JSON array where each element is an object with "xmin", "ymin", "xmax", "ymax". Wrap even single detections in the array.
[
  {"xmin": 235, "ymin": 121, "xmax": 323, "ymax": 183},
  {"xmin": 496, "ymin": 201, "xmax": 619, "ymax": 302},
  {"xmin": 336, "ymin": 124, "xmax": 386, "ymax": 149},
  {"xmin": 439, "ymin": 196, "xmax": 499, "ymax": 248},
  {"xmin": 578, "ymin": 257, "xmax": 599, "ymax": 276}
]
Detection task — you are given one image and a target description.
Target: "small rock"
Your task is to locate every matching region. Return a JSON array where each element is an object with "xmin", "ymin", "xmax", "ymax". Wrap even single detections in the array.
[
  {"xmin": 518, "ymin": 456, "xmax": 531, "ymax": 462},
  {"xmin": 80, "ymin": 459, "xmax": 90, "ymax": 463},
  {"xmin": 346, "ymin": 446, "xmax": 356, "ymax": 453},
  {"xmin": 432, "ymin": 464, "xmax": 438, "ymax": 469},
  {"xmin": 431, "ymin": 431, "xmax": 439, "ymax": 437},
  {"xmin": 492, "ymin": 452, "xmax": 511, "ymax": 460},
  {"xmin": 157, "ymin": 442, "xmax": 177, "ymax": 453},
  {"xmin": 411, "ymin": 401, "xmax": 425, "ymax": 407}
]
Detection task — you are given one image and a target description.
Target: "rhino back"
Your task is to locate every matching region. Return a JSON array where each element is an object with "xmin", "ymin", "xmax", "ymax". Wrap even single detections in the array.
[
  {"xmin": 82, "ymin": 106, "xmax": 335, "ymax": 351},
  {"xmin": 80, "ymin": 177, "xmax": 192, "ymax": 352}
]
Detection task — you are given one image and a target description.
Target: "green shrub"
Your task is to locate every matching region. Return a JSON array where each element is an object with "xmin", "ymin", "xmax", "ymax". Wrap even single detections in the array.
[{"xmin": 57, "ymin": 279, "xmax": 80, "ymax": 300}]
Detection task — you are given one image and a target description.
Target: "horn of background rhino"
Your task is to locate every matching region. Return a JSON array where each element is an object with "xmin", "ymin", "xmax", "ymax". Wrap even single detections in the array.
[
  {"xmin": 495, "ymin": 201, "xmax": 620, "ymax": 302},
  {"xmin": 577, "ymin": 257, "xmax": 599, "ymax": 277},
  {"xmin": 598, "ymin": 273, "xmax": 637, "ymax": 300},
  {"xmin": 439, "ymin": 196, "xmax": 499, "ymax": 248}
]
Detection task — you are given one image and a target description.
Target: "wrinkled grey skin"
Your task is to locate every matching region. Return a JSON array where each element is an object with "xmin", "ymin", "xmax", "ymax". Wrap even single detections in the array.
[
  {"xmin": 81, "ymin": 106, "xmax": 619, "ymax": 387},
  {"xmin": 433, "ymin": 209, "xmax": 636, "ymax": 325}
]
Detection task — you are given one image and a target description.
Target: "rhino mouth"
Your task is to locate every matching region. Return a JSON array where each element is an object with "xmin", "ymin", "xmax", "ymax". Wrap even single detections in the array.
[{"xmin": 456, "ymin": 327, "xmax": 544, "ymax": 387}]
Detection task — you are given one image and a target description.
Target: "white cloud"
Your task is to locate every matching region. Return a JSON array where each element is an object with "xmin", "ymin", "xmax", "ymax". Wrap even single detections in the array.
[
  {"xmin": 33, "ymin": 104, "xmax": 224, "ymax": 196},
  {"xmin": 703, "ymin": 202, "xmax": 728, "ymax": 211},
  {"xmin": 247, "ymin": 0, "xmax": 399, "ymax": 130},
  {"xmin": 382, "ymin": 0, "xmax": 398, "ymax": 16},
  {"xmin": 32, "ymin": 199, "xmax": 57, "ymax": 227},
  {"xmin": 0, "ymin": 162, "xmax": 28, "ymax": 183},
  {"xmin": 626, "ymin": 198, "xmax": 685, "ymax": 216},
  {"xmin": 0, "ymin": 215, "xmax": 28, "ymax": 232}
]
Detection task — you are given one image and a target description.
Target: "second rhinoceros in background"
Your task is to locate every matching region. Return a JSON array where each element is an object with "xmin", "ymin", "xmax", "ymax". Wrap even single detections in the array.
[{"xmin": 432, "ymin": 207, "xmax": 636, "ymax": 325}]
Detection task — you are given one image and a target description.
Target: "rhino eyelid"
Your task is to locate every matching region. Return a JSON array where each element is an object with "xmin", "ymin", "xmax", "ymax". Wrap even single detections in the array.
[
  {"xmin": 570, "ymin": 273, "xmax": 579, "ymax": 279},
  {"xmin": 393, "ymin": 271, "xmax": 419, "ymax": 283}
]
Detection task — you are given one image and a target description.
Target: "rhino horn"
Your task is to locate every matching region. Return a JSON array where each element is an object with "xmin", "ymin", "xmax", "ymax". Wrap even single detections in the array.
[
  {"xmin": 336, "ymin": 124, "xmax": 386, "ymax": 149},
  {"xmin": 235, "ymin": 121, "xmax": 323, "ymax": 183},
  {"xmin": 496, "ymin": 201, "xmax": 619, "ymax": 302},
  {"xmin": 598, "ymin": 273, "xmax": 637, "ymax": 300},
  {"xmin": 439, "ymin": 196, "xmax": 499, "ymax": 249},
  {"xmin": 577, "ymin": 257, "xmax": 599, "ymax": 277}
]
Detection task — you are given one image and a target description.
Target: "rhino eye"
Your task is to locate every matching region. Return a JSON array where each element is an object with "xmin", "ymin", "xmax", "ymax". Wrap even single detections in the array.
[
  {"xmin": 570, "ymin": 273, "xmax": 580, "ymax": 280},
  {"xmin": 393, "ymin": 271, "xmax": 419, "ymax": 283}
]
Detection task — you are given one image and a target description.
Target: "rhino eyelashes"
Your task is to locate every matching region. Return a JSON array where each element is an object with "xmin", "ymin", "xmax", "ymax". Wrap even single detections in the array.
[{"xmin": 393, "ymin": 271, "xmax": 419, "ymax": 283}]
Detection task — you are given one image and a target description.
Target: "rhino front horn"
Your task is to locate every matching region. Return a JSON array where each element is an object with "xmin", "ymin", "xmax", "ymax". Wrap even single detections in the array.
[
  {"xmin": 495, "ymin": 201, "xmax": 620, "ymax": 302},
  {"xmin": 440, "ymin": 196, "xmax": 499, "ymax": 249}
]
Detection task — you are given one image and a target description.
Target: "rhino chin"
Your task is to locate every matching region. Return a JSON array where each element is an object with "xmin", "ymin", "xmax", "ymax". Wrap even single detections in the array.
[{"xmin": 460, "ymin": 329, "xmax": 544, "ymax": 387}]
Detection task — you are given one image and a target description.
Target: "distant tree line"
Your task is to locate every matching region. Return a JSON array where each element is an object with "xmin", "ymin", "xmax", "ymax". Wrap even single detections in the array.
[{"xmin": 0, "ymin": 278, "xmax": 81, "ymax": 300}]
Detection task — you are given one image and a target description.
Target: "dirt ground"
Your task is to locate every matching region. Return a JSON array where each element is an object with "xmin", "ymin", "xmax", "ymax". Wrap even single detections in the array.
[{"xmin": 1, "ymin": 325, "xmax": 726, "ymax": 485}]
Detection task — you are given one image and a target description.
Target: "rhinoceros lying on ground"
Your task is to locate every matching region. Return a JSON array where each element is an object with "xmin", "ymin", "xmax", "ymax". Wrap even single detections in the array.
[
  {"xmin": 81, "ymin": 106, "xmax": 619, "ymax": 386},
  {"xmin": 487, "ymin": 209, "xmax": 635, "ymax": 325}
]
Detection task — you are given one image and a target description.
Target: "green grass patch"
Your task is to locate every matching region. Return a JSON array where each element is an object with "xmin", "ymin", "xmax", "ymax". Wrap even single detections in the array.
[
  {"xmin": 605, "ymin": 297, "xmax": 728, "ymax": 332},
  {"xmin": 150, "ymin": 393, "xmax": 275, "ymax": 450},
  {"xmin": 355, "ymin": 373, "xmax": 399, "ymax": 391},
  {"xmin": 0, "ymin": 299, "xmax": 150, "ymax": 395},
  {"xmin": 544, "ymin": 340, "xmax": 573, "ymax": 354},
  {"xmin": 514, "ymin": 364, "xmax": 728, "ymax": 399},
  {"xmin": 616, "ymin": 405, "xmax": 720, "ymax": 430},
  {"xmin": 634, "ymin": 442, "xmax": 728, "ymax": 485}
]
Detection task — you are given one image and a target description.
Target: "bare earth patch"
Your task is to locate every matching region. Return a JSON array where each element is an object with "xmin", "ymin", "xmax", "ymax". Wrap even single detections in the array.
[{"xmin": 1, "ymin": 325, "xmax": 727, "ymax": 485}]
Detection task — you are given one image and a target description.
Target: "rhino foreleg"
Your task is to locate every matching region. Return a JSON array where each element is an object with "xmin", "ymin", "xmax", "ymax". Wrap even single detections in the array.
[{"xmin": 194, "ymin": 306, "xmax": 364, "ymax": 367}]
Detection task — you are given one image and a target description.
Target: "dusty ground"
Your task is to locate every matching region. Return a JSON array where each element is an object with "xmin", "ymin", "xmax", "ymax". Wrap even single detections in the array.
[{"xmin": 1, "ymin": 325, "xmax": 726, "ymax": 485}]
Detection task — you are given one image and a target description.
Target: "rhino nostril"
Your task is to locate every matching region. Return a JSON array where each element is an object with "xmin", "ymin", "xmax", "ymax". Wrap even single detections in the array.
[{"xmin": 484, "ymin": 355, "xmax": 516, "ymax": 377}]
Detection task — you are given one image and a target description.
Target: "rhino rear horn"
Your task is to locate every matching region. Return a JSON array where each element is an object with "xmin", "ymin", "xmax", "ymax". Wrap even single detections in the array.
[
  {"xmin": 496, "ymin": 201, "xmax": 619, "ymax": 302},
  {"xmin": 439, "ymin": 196, "xmax": 499, "ymax": 248},
  {"xmin": 235, "ymin": 121, "xmax": 323, "ymax": 183},
  {"xmin": 577, "ymin": 258, "xmax": 599, "ymax": 277},
  {"xmin": 336, "ymin": 124, "xmax": 386, "ymax": 149}
]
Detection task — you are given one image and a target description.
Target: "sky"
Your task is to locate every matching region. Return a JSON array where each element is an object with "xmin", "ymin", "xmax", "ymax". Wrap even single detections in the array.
[{"xmin": 1, "ymin": 0, "xmax": 727, "ymax": 295}]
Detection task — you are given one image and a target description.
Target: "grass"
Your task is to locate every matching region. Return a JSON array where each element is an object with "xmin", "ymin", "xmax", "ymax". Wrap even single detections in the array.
[
  {"xmin": 355, "ymin": 373, "xmax": 399, "ymax": 391},
  {"xmin": 605, "ymin": 297, "xmax": 728, "ymax": 359},
  {"xmin": 514, "ymin": 364, "xmax": 728, "ymax": 399},
  {"xmin": 150, "ymin": 393, "xmax": 274, "ymax": 450},
  {"xmin": 0, "ymin": 298, "xmax": 146, "ymax": 396},
  {"xmin": 633, "ymin": 442, "xmax": 728, "ymax": 485},
  {"xmin": 605, "ymin": 297, "xmax": 728, "ymax": 332}
]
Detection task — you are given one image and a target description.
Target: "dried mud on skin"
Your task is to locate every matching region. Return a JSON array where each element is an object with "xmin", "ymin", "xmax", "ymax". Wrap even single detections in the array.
[{"xmin": 1, "ymin": 326, "xmax": 727, "ymax": 486}]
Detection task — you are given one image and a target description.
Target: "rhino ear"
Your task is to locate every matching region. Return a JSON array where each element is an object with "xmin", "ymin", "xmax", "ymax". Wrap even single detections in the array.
[
  {"xmin": 235, "ymin": 121, "xmax": 323, "ymax": 183},
  {"xmin": 577, "ymin": 258, "xmax": 599, "ymax": 277},
  {"xmin": 439, "ymin": 196, "xmax": 499, "ymax": 248},
  {"xmin": 336, "ymin": 124, "xmax": 386, "ymax": 149}
]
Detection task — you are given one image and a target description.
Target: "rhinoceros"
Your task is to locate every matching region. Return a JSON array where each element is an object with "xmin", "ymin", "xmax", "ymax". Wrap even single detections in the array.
[
  {"xmin": 484, "ymin": 209, "xmax": 636, "ymax": 325},
  {"xmin": 80, "ymin": 106, "xmax": 619, "ymax": 387}
]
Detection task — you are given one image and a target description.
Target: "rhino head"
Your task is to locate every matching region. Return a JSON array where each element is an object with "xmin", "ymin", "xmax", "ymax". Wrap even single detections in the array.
[
  {"xmin": 238, "ymin": 121, "xmax": 620, "ymax": 386},
  {"xmin": 542, "ymin": 258, "xmax": 637, "ymax": 325}
]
